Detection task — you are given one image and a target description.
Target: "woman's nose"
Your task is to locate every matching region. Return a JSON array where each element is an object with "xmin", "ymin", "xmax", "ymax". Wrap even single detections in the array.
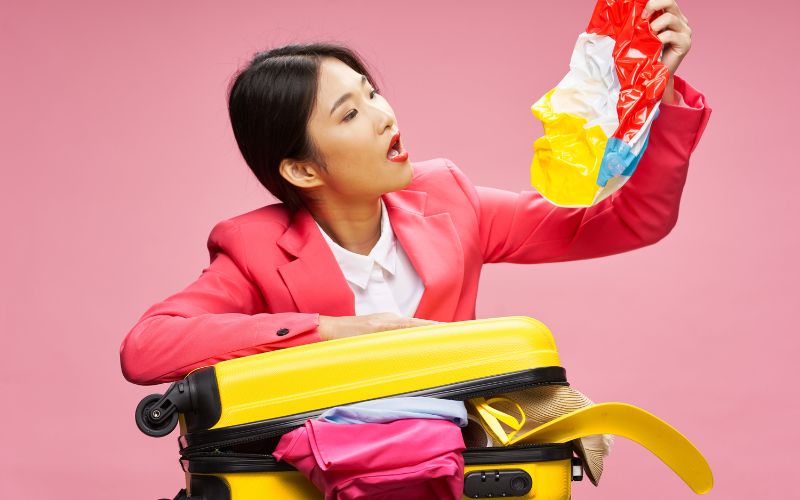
[{"xmin": 376, "ymin": 107, "xmax": 395, "ymax": 134}]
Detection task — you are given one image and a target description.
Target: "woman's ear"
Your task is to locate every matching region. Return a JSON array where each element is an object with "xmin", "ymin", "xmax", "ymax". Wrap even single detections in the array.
[{"xmin": 279, "ymin": 158, "xmax": 325, "ymax": 189}]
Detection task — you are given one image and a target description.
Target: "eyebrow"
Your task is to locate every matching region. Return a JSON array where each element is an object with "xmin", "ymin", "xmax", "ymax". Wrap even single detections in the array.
[{"xmin": 330, "ymin": 75, "xmax": 368, "ymax": 117}]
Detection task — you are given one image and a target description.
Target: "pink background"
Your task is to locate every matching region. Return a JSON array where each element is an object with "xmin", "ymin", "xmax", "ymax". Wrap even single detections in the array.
[{"xmin": 2, "ymin": 0, "xmax": 796, "ymax": 498}]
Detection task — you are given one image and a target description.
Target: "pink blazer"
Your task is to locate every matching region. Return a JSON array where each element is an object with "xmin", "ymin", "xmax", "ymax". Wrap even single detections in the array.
[{"xmin": 120, "ymin": 75, "xmax": 712, "ymax": 385}]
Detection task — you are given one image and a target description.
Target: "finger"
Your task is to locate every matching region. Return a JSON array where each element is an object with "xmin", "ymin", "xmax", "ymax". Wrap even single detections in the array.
[
  {"xmin": 649, "ymin": 12, "xmax": 690, "ymax": 36},
  {"xmin": 642, "ymin": 0, "xmax": 684, "ymax": 20},
  {"xmin": 398, "ymin": 318, "xmax": 417, "ymax": 328},
  {"xmin": 410, "ymin": 319, "xmax": 440, "ymax": 326},
  {"xmin": 656, "ymin": 30, "xmax": 691, "ymax": 54}
]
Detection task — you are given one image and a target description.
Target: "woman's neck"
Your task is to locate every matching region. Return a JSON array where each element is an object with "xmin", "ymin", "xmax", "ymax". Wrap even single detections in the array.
[{"xmin": 308, "ymin": 196, "xmax": 383, "ymax": 256}]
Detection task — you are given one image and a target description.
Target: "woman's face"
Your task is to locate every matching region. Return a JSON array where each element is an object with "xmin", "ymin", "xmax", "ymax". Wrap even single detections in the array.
[{"xmin": 286, "ymin": 57, "xmax": 413, "ymax": 203}]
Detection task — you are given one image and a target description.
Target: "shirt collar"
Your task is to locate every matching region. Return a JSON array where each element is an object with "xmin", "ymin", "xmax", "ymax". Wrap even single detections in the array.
[{"xmin": 315, "ymin": 198, "xmax": 398, "ymax": 290}]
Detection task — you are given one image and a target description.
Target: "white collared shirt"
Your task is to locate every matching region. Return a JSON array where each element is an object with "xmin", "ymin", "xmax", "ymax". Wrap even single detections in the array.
[{"xmin": 314, "ymin": 198, "xmax": 425, "ymax": 317}]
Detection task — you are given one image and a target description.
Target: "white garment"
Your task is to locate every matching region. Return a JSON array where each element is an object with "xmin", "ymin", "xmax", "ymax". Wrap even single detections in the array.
[{"xmin": 314, "ymin": 198, "xmax": 425, "ymax": 317}]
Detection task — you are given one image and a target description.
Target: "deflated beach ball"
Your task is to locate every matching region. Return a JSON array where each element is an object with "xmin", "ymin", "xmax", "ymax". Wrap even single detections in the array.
[{"xmin": 530, "ymin": 0, "xmax": 670, "ymax": 207}]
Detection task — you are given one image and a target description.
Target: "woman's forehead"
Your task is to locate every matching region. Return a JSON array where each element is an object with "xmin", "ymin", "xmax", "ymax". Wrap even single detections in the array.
[
  {"xmin": 313, "ymin": 58, "xmax": 365, "ymax": 121},
  {"xmin": 318, "ymin": 59, "xmax": 363, "ymax": 99}
]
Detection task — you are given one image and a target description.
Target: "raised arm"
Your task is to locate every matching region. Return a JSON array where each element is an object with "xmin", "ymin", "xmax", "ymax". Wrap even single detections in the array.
[
  {"xmin": 119, "ymin": 219, "xmax": 321, "ymax": 385},
  {"xmin": 448, "ymin": 74, "xmax": 711, "ymax": 265}
]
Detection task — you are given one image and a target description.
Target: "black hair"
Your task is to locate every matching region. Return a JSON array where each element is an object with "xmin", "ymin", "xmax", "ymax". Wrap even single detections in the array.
[{"xmin": 227, "ymin": 42, "xmax": 382, "ymax": 214}]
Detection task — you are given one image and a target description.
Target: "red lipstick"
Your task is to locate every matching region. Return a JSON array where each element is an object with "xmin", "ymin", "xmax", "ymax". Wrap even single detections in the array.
[{"xmin": 387, "ymin": 132, "xmax": 408, "ymax": 162}]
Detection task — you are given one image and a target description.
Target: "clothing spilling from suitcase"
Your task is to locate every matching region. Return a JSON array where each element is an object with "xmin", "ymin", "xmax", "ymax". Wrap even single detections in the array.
[
  {"xmin": 270, "ymin": 392, "xmax": 610, "ymax": 500},
  {"xmin": 137, "ymin": 317, "xmax": 713, "ymax": 499}
]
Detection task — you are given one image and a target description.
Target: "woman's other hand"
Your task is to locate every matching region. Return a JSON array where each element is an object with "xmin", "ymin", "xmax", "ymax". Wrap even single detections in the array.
[
  {"xmin": 642, "ymin": 0, "xmax": 692, "ymax": 103},
  {"xmin": 318, "ymin": 313, "xmax": 443, "ymax": 341}
]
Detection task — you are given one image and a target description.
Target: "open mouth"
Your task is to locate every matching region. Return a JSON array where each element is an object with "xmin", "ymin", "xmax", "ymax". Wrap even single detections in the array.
[{"xmin": 387, "ymin": 133, "xmax": 408, "ymax": 162}]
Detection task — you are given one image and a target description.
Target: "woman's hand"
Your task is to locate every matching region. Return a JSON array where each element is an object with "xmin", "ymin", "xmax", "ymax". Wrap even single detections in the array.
[
  {"xmin": 642, "ymin": 0, "xmax": 692, "ymax": 103},
  {"xmin": 318, "ymin": 313, "xmax": 443, "ymax": 341}
]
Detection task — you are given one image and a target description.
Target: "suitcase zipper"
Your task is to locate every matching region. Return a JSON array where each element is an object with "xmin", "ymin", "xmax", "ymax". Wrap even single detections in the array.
[
  {"xmin": 180, "ymin": 443, "xmax": 574, "ymax": 474},
  {"xmin": 179, "ymin": 367, "xmax": 568, "ymax": 455}
]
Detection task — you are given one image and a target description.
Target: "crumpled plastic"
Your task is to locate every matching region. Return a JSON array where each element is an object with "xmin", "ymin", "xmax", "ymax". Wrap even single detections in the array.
[{"xmin": 530, "ymin": 0, "xmax": 670, "ymax": 207}]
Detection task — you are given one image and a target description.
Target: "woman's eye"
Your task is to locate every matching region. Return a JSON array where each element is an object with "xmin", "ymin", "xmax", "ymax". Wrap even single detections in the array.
[{"xmin": 343, "ymin": 89, "xmax": 379, "ymax": 122}]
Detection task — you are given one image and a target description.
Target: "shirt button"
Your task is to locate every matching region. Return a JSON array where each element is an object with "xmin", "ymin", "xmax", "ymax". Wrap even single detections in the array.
[{"xmin": 276, "ymin": 328, "xmax": 289, "ymax": 336}]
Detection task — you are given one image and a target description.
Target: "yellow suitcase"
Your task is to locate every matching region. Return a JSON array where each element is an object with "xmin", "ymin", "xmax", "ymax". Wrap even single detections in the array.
[{"xmin": 135, "ymin": 316, "xmax": 711, "ymax": 499}]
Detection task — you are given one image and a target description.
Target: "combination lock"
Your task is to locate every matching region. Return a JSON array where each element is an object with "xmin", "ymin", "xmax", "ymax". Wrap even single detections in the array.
[{"xmin": 463, "ymin": 469, "xmax": 533, "ymax": 498}]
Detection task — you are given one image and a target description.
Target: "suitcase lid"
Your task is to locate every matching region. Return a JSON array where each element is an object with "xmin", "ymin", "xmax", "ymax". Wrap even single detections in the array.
[{"xmin": 175, "ymin": 316, "xmax": 566, "ymax": 451}]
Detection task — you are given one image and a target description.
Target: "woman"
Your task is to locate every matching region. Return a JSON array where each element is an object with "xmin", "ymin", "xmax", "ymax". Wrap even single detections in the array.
[{"xmin": 120, "ymin": 0, "xmax": 710, "ymax": 385}]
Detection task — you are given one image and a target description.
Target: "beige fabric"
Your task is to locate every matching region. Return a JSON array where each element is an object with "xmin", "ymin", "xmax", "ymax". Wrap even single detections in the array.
[
  {"xmin": 461, "ymin": 414, "xmax": 495, "ymax": 448},
  {"xmin": 466, "ymin": 385, "xmax": 613, "ymax": 486}
]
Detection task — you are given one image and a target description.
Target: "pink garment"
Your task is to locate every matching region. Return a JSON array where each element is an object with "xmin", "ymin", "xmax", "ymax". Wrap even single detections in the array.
[{"xmin": 272, "ymin": 418, "xmax": 466, "ymax": 500}]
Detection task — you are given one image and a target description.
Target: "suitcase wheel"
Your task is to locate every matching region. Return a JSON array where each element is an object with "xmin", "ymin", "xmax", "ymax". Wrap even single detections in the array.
[{"xmin": 135, "ymin": 393, "xmax": 179, "ymax": 437}]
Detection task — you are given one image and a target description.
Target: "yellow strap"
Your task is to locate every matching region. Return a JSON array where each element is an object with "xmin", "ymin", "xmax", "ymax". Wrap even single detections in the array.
[
  {"xmin": 512, "ymin": 402, "xmax": 714, "ymax": 495},
  {"xmin": 470, "ymin": 396, "xmax": 526, "ymax": 445}
]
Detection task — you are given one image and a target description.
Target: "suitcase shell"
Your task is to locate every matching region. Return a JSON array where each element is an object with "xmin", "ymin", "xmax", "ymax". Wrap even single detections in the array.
[
  {"xmin": 137, "ymin": 316, "xmax": 580, "ymax": 499},
  {"xmin": 178, "ymin": 444, "xmax": 578, "ymax": 500}
]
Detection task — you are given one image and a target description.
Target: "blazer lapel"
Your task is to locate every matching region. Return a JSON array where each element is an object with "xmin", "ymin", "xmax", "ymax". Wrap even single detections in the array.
[
  {"xmin": 383, "ymin": 190, "xmax": 465, "ymax": 321},
  {"xmin": 276, "ymin": 209, "xmax": 355, "ymax": 316},
  {"xmin": 275, "ymin": 188, "xmax": 465, "ymax": 321}
]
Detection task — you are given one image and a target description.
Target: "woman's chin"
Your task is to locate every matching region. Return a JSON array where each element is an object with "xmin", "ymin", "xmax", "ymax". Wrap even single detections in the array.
[
  {"xmin": 381, "ymin": 167, "xmax": 413, "ymax": 194},
  {"xmin": 377, "ymin": 157, "xmax": 413, "ymax": 192},
  {"xmin": 397, "ymin": 161, "xmax": 414, "ymax": 187}
]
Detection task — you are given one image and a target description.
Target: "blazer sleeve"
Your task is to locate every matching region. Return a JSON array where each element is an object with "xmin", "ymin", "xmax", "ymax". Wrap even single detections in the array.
[
  {"xmin": 447, "ymin": 74, "xmax": 712, "ymax": 265},
  {"xmin": 119, "ymin": 219, "xmax": 322, "ymax": 385}
]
